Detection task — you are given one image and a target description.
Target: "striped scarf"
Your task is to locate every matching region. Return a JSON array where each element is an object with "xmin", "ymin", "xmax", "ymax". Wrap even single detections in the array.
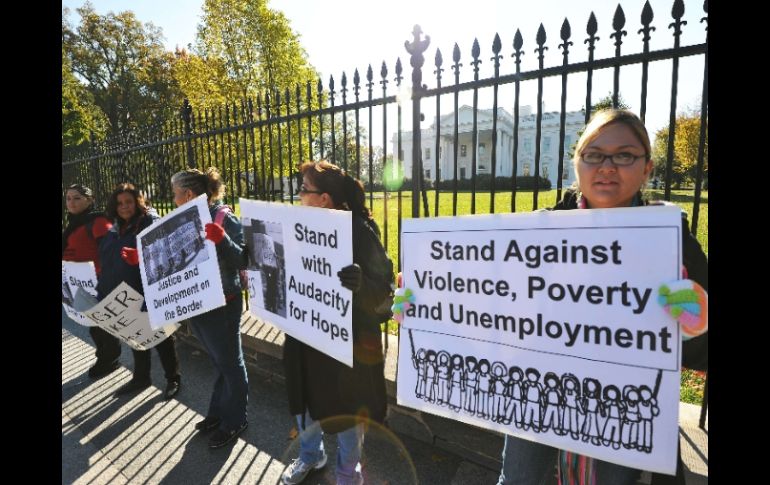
[
  {"xmin": 558, "ymin": 451, "xmax": 596, "ymax": 485},
  {"xmin": 558, "ymin": 190, "xmax": 639, "ymax": 485}
]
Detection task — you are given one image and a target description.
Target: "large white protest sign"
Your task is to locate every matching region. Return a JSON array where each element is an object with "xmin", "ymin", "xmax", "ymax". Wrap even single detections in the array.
[
  {"xmin": 240, "ymin": 199, "xmax": 354, "ymax": 367},
  {"xmin": 84, "ymin": 282, "xmax": 180, "ymax": 350},
  {"xmin": 397, "ymin": 206, "xmax": 683, "ymax": 474},
  {"xmin": 62, "ymin": 261, "xmax": 98, "ymax": 327},
  {"xmin": 138, "ymin": 194, "xmax": 225, "ymax": 329}
]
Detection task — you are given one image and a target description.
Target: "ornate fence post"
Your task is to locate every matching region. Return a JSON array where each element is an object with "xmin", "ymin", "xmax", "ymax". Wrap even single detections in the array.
[
  {"xmin": 88, "ymin": 131, "xmax": 104, "ymax": 208},
  {"xmin": 182, "ymin": 98, "xmax": 196, "ymax": 169},
  {"xmin": 405, "ymin": 25, "xmax": 430, "ymax": 218}
]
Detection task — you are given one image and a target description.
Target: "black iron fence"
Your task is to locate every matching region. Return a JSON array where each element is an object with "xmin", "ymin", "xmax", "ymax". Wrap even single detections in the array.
[{"xmin": 63, "ymin": 0, "xmax": 708, "ymax": 263}]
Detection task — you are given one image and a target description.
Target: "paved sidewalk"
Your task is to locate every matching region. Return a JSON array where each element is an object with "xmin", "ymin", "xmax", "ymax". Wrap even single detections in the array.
[
  {"xmin": 62, "ymin": 320, "xmax": 492, "ymax": 485},
  {"xmin": 233, "ymin": 311, "xmax": 707, "ymax": 484},
  {"xmin": 63, "ymin": 310, "xmax": 707, "ymax": 484}
]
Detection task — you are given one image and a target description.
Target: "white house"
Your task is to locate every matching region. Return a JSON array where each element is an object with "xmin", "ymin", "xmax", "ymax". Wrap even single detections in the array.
[
  {"xmin": 393, "ymin": 105, "xmax": 586, "ymax": 188},
  {"xmin": 240, "ymin": 172, "xmax": 300, "ymax": 199}
]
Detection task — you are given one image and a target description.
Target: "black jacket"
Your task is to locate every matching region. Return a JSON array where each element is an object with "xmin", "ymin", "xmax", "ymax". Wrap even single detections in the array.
[
  {"xmin": 553, "ymin": 190, "xmax": 708, "ymax": 371},
  {"xmin": 209, "ymin": 202, "xmax": 247, "ymax": 298},
  {"xmin": 96, "ymin": 212, "xmax": 158, "ymax": 299},
  {"xmin": 283, "ymin": 215, "xmax": 393, "ymax": 433}
]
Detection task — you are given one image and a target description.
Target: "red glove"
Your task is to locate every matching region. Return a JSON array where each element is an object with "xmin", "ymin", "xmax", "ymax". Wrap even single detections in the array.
[
  {"xmin": 121, "ymin": 247, "xmax": 139, "ymax": 266},
  {"xmin": 205, "ymin": 223, "xmax": 226, "ymax": 244}
]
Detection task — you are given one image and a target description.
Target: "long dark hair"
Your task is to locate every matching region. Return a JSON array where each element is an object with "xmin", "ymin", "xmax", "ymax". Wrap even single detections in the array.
[
  {"xmin": 105, "ymin": 183, "xmax": 149, "ymax": 223},
  {"xmin": 299, "ymin": 160, "xmax": 371, "ymax": 220}
]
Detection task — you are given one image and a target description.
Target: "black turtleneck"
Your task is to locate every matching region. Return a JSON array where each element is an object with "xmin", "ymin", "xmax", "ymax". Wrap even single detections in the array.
[{"xmin": 62, "ymin": 207, "xmax": 107, "ymax": 254}]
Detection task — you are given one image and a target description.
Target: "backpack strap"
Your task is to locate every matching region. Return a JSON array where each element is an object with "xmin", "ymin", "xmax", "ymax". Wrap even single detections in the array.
[
  {"xmin": 214, "ymin": 205, "xmax": 232, "ymax": 226},
  {"xmin": 214, "ymin": 205, "xmax": 250, "ymax": 306}
]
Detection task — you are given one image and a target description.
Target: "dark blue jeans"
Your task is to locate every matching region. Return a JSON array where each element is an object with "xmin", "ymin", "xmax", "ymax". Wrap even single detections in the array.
[
  {"xmin": 188, "ymin": 297, "xmax": 249, "ymax": 432},
  {"xmin": 497, "ymin": 435, "xmax": 641, "ymax": 485}
]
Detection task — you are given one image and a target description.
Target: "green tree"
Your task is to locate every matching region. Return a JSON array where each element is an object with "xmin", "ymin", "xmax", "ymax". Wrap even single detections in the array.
[
  {"xmin": 652, "ymin": 110, "xmax": 708, "ymax": 189},
  {"xmin": 365, "ymin": 146, "xmax": 390, "ymax": 186},
  {"xmin": 62, "ymin": 46, "xmax": 107, "ymax": 146},
  {"xmin": 194, "ymin": 0, "xmax": 318, "ymax": 101},
  {"xmin": 63, "ymin": 3, "xmax": 181, "ymax": 137},
  {"xmin": 316, "ymin": 114, "xmax": 372, "ymax": 176},
  {"xmin": 189, "ymin": 0, "xmax": 322, "ymax": 186},
  {"xmin": 590, "ymin": 92, "xmax": 630, "ymax": 113},
  {"xmin": 172, "ymin": 48, "xmax": 239, "ymax": 110}
]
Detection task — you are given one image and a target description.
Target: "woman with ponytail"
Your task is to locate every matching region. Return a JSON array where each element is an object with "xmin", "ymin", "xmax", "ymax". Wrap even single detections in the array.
[
  {"xmin": 281, "ymin": 161, "xmax": 394, "ymax": 485},
  {"xmin": 62, "ymin": 183, "xmax": 122, "ymax": 379},
  {"xmin": 170, "ymin": 167, "xmax": 249, "ymax": 449}
]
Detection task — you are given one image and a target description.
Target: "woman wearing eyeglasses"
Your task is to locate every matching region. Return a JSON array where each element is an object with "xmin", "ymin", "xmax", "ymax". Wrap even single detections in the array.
[
  {"xmin": 281, "ymin": 161, "xmax": 394, "ymax": 485},
  {"xmin": 496, "ymin": 110, "xmax": 708, "ymax": 484}
]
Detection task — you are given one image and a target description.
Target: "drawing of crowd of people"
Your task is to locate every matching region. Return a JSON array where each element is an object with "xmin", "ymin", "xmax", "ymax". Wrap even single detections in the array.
[{"xmin": 409, "ymin": 346, "xmax": 661, "ymax": 453}]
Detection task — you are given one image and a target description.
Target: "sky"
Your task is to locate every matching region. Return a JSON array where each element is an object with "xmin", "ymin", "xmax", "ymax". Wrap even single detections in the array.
[{"xmin": 62, "ymin": 0, "xmax": 707, "ymax": 139}]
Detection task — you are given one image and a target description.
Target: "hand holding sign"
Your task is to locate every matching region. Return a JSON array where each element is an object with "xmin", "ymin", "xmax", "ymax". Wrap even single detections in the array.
[
  {"xmin": 205, "ymin": 222, "xmax": 226, "ymax": 244},
  {"xmin": 121, "ymin": 247, "xmax": 139, "ymax": 265},
  {"xmin": 658, "ymin": 279, "xmax": 708, "ymax": 340},
  {"xmin": 338, "ymin": 264, "xmax": 362, "ymax": 292}
]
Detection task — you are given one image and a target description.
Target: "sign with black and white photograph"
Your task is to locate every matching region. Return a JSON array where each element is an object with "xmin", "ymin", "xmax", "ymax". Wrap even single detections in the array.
[
  {"xmin": 84, "ymin": 282, "xmax": 180, "ymax": 350},
  {"xmin": 62, "ymin": 261, "xmax": 98, "ymax": 327},
  {"xmin": 396, "ymin": 206, "xmax": 683, "ymax": 474},
  {"xmin": 240, "ymin": 199, "xmax": 354, "ymax": 367},
  {"xmin": 138, "ymin": 194, "xmax": 225, "ymax": 329}
]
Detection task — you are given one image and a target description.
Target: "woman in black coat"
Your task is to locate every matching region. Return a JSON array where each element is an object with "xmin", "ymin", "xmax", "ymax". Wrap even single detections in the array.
[{"xmin": 281, "ymin": 160, "xmax": 394, "ymax": 485}]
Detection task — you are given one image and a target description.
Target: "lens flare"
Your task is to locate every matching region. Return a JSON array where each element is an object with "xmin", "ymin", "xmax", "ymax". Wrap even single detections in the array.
[
  {"xmin": 280, "ymin": 415, "xmax": 418, "ymax": 484},
  {"xmin": 395, "ymin": 86, "xmax": 412, "ymax": 107},
  {"xmin": 383, "ymin": 158, "xmax": 405, "ymax": 192}
]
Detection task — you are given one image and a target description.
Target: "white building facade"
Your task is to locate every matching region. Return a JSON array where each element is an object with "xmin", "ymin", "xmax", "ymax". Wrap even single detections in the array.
[{"xmin": 393, "ymin": 105, "xmax": 586, "ymax": 188}]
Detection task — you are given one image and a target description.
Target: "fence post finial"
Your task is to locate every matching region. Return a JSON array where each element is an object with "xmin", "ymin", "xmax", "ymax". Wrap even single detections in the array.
[{"xmin": 405, "ymin": 25, "xmax": 430, "ymax": 218}]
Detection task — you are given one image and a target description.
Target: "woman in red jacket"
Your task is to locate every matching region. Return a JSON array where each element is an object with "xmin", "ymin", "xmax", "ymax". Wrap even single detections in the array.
[{"xmin": 62, "ymin": 183, "xmax": 121, "ymax": 379}]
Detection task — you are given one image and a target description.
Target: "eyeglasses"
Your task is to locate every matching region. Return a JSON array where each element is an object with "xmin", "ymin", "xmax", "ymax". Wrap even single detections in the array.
[
  {"xmin": 580, "ymin": 152, "xmax": 648, "ymax": 166},
  {"xmin": 298, "ymin": 184, "xmax": 323, "ymax": 195}
]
